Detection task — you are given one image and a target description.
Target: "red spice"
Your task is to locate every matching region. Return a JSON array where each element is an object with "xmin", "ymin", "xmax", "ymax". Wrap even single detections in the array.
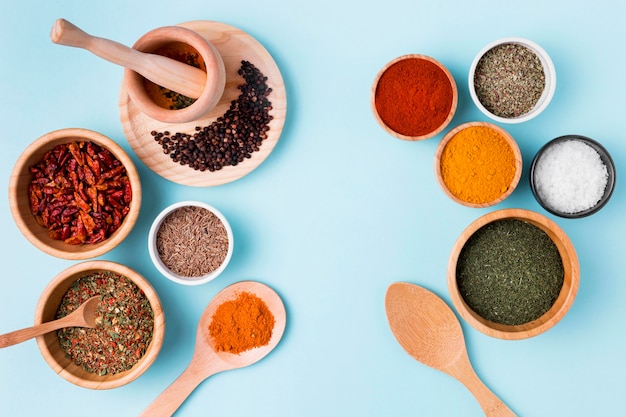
[
  {"xmin": 375, "ymin": 57, "xmax": 454, "ymax": 137},
  {"xmin": 28, "ymin": 141, "xmax": 132, "ymax": 244}
]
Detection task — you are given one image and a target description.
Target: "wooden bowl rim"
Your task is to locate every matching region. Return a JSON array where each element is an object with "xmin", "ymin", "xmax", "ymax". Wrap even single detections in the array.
[
  {"xmin": 371, "ymin": 54, "xmax": 458, "ymax": 141},
  {"xmin": 447, "ymin": 208, "xmax": 580, "ymax": 340},
  {"xmin": 434, "ymin": 121, "xmax": 522, "ymax": 208},
  {"xmin": 8, "ymin": 128, "xmax": 142, "ymax": 260},
  {"xmin": 124, "ymin": 25, "xmax": 226, "ymax": 124},
  {"xmin": 33, "ymin": 260, "xmax": 165, "ymax": 389}
]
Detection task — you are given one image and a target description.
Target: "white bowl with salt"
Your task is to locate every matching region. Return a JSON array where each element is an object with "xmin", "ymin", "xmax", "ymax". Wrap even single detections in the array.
[
  {"xmin": 530, "ymin": 135, "xmax": 616, "ymax": 218},
  {"xmin": 148, "ymin": 201, "xmax": 234, "ymax": 285}
]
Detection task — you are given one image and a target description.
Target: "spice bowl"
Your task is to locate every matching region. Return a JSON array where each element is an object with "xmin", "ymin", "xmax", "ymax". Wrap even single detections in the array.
[
  {"xmin": 530, "ymin": 135, "xmax": 616, "ymax": 218},
  {"xmin": 469, "ymin": 37, "xmax": 556, "ymax": 123},
  {"xmin": 8, "ymin": 128, "xmax": 141, "ymax": 260},
  {"xmin": 124, "ymin": 25, "xmax": 226, "ymax": 123},
  {"xmin": 448, "ymin": 208, "xmax": 579, "ymax": 340},
  {"xmin": 371, "ymin": 54, "xmax": 458, "ymax": 141},
  {"xmin": 148, "ymin": 200, "xmax": 234, "ymax": 285},
  {"xmin": 435, "ymin": 121, "xmax": 522, "ymax": 207},
  {"xmin": 34, "ymin": 260, "xmax": 165, "ymax": 389}
]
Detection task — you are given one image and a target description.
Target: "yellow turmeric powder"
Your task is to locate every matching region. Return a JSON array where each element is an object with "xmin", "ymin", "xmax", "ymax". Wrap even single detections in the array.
[{"xmin": 440, "ymin": 125, "xmax": 516, "ymax": 204}]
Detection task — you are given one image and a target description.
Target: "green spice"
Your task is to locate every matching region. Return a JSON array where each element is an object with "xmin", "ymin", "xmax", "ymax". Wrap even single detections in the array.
[
  {"xmin": 456, "ymin": 219, "xmax": 564, "ymax": 325},
  {"xmin": 474, "ymin": 43, "xmax": 545, "ymax": 118},
  {"xmin": 56, "ymin": 271, "xmax": 154, "ymax": 375}
]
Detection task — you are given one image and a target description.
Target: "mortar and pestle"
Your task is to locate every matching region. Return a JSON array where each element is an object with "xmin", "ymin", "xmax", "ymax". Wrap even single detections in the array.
[{"xmin": 50, "ymin": 18, "xmax": 226, "ymax": 123}]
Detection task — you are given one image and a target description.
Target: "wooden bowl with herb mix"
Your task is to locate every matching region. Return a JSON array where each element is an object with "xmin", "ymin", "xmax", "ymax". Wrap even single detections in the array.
[
  {"xmin": 8, "ymin": 128, "xmax": 141, "ymax": 260},
  {"xmin": 148, "ymin": 201, "xmax": 234, "ymax": 285},
  {"xmin": 434, "ymin": 122, "xmax": 522, "ymax": 208},
  {"xmin": 447, "ymin": 209, "xmax": 579, "ymax": 340},
  {"xmin": 371, "ymin": 54, "xmax": 458, "ymax": 141},
  {"xmin": 469, "ymin": 37, "xmax": 556, "ymax": 124},
  {"xmin": 33, "ymin": 260, "xmax": 165, "ymax": 389}
]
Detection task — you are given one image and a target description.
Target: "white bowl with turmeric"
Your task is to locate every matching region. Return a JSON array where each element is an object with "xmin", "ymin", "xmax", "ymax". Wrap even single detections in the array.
[{"xmin": 148, "ymin": 201, "xmax": 233, "ymax": 285}]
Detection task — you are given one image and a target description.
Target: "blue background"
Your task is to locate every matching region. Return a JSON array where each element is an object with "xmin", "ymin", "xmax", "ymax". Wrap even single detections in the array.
[{"xmin": 1, "ymin": 1, "xmax": 625, "ymax": 416}]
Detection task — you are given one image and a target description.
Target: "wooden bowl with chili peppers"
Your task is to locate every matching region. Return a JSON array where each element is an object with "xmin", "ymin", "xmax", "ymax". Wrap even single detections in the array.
[
  {"xmin": 34, "ymin": 260, "xmax": 165, "ymax": 389},
  {"xmin": 371, "ymin": 54, "xmax": 458, "ymax": 141},
  {"xmin": 434, "ymin": 121, "xmax": 522, "ymax": 208},
  {"xmin": 447, "ymin": 208, "xmax": 579, "ymax": 340},
  {"xmin": 8, "ymin": 128, "xmax": 142, "ymax": 260}
]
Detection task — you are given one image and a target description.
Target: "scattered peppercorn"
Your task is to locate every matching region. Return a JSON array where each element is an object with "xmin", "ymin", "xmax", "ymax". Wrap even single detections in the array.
[{"xmin": 151, "ymin": 60, "xmax": 273, "ymax": 172}]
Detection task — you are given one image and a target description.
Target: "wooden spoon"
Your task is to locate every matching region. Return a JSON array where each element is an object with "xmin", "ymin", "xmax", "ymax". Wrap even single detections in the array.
[
  {"xmin": 50, "ymin": 18, "xmax": 207, "ymax": 98},
  {"xmin": 140, "ymin": 281, "xmax": 286, "ymax": 417},
  {"xmin": 385, "ymin": 282, "xmax": 517, "ymax": 417},
  {"xmin": 0, "ymin": 296, "xmax": 100, "ymax": 348}
]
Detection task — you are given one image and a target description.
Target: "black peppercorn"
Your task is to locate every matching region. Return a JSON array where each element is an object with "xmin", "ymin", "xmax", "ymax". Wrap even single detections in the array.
[{"xmin": 151, "ymin": 60, "xmax": 273, "ymax": 172}]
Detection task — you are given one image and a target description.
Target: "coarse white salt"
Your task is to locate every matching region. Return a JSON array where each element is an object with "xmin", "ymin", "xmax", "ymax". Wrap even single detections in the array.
[{"xmin": 533, "ymin": 139, "xmax": 608, "ymax": 214}]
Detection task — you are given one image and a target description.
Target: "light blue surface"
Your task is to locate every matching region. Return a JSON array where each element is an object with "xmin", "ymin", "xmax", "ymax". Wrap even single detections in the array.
[{"xmin": 1, "ymin": 1, "xmax": 625, "ymax": 416}]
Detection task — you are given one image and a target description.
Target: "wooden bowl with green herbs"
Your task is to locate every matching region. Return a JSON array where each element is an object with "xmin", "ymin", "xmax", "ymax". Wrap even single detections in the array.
[
  {"xmin": 447, "ymin": 208, "xmax": 579, "ymax": 340},
  {"xmin": 9, "ymin": 128, "xmax": 141, "ymax": 260},
  {"xmin": 34, "ymin": 260, "xmax": 165, "ymax": 389}
]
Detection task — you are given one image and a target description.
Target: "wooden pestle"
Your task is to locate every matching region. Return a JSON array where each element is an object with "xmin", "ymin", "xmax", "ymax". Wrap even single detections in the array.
[{"xmin": 50, "ymin": 18, "xmax": 206, "ymax": 98}]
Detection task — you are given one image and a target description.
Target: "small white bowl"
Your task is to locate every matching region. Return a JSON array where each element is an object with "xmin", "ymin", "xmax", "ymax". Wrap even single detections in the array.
[
  {"xmin": 469, "ymin": 37, "xmax": 556, "ymax": 124},
  {"xmin": 148, "ymin": 201, "xmax": 233, "ymax": 285}
]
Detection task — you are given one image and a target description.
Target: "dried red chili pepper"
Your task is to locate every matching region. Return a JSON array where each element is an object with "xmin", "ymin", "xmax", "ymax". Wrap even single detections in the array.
[{"xmin": 29, "ymin": 141, "xmax": 132, "ymax": 245}]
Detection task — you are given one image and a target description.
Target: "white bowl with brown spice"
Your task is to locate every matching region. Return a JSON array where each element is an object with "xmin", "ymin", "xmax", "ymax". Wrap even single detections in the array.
[
  {"xmin": 469, "ymin": 37, "xmax": 556, "ymax": 124},
  {"xmin": 148, "ymin": 201, "xmax": 234, "ymax": 285}
]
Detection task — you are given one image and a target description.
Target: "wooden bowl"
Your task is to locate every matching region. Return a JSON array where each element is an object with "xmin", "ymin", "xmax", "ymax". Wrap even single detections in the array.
[
  {"xmin": 9, "ymin": 128, "xmax": 141, "ymax": 260},
  {"xmin": 33, "ymin": 260, "xmax": 165, "ymax": 389},
  {"xmin": 124, "ymin": 25, "xmax": 226, "ymax": 123},
  {"xmin": 435, "ymin": 121, "xmax": 522, "ymax": 207},
  {"xmin": 148, "ymin": 201, "xmax": 234, "ymax": 286},
  {"xmin": 447, "ymin": 208, "xmax": 579, "ymax": 340},
  {"xmin": 371, "ymin": 54, "xmax": 458, "ymax": 141}
]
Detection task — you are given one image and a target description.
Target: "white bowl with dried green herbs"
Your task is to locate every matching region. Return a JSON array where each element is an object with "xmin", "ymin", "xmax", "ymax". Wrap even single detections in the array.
[
  {"xmin": 469, "ymin": 37, "xmax": 556, "ymax": 124},
  {"xmin": 148, "ymin": 201, "xmax": 234, "ymax": 285}
]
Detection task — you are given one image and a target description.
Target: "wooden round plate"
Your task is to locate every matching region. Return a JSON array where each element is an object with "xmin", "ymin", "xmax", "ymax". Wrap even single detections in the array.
[{"xmin": 120, "ymin": 20, "xmax": 287, "ymax": 186}]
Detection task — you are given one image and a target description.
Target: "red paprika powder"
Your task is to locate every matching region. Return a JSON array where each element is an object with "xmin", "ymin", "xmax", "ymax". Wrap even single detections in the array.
[{"xmin": 374, "ymin": 56, "xmax": 455, "ymax": 138}]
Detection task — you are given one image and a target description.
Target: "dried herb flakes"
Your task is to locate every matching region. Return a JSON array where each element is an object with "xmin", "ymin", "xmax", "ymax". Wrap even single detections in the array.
[
  {"xmin": 56, "ymin": 271, "xmax": 154, "ymax": 375},
  {"xmin": 456, "ymin": 219, "xmax": 564, "ymax": 325}
]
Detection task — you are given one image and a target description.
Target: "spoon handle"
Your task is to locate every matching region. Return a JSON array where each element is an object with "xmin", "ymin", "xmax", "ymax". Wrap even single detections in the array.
[
  {"xmin": 448, "ymin": 354, "xmax": 518, "ymax": 417},
  {"xmin": 50, "ymin": 18, "xmax": 206, "ymax": 98},
  {"xmin": 139, "ymin": 352, "xmax": 219, "ymax": 417},
  {"xmin": 0, "ymin": 319, "xmax": 75, "ymax": 348}
]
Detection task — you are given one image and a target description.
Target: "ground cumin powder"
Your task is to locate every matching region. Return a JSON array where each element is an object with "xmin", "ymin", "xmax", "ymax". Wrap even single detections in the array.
[{"xmin": 209, "ymin": 291, "xmax": 275, "ymax": 354}]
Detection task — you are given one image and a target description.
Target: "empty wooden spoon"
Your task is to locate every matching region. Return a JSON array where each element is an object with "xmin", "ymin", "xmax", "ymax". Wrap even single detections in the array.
[
  {"xmin": 50, "ymin": 18, "xmax": 207, "ymax": 98},
  {"xmin": 139, "ymin": 281, "xmax": 286, "ymax": 417},
  {"xmin": 385, "ymin": 282, "xmax": 517, "ymax": 417},
  {"xmin": 0, "ymin": 296, "xmax": 99, "ymax": 348}
]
